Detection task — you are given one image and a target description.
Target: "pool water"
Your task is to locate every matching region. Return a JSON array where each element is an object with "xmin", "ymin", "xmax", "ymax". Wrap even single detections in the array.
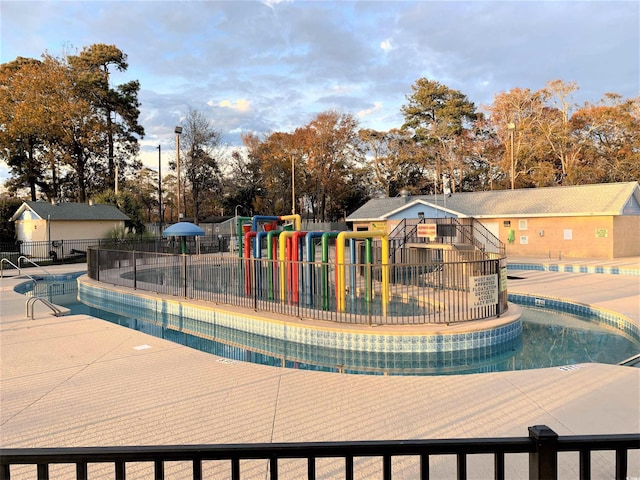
[{"xmin": 16, "ymin": 274, "xmax": 640, "ymax": 376}]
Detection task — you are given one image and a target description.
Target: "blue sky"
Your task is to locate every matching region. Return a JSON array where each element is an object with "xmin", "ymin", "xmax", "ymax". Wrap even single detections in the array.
[{"xmin": 1, "ymin": 0, "xmax": 638, "ymax": 186}]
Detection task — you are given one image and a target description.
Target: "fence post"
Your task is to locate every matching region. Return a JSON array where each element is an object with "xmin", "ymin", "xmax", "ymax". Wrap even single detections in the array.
[
  {"xmin": 495, "ymin": 259, "xmax": 501, "ymax": 317},
  {"xmin": 183, "ymin": 254, "xmax": 188, "ymax": 298},
  {"xmin": 95, "ymin": 248, "xmax": 100, "ymax": 282},
  {"xmin": 529, "ymin": 425, "xmax": 558, "ymax": 480},
  {"xmin": 133, "ymin": 251, "xmax": 137, "ymax": 290},
  {"xmin": 253, "ymin": 258, "xmax": 258, "ymax": 310}
]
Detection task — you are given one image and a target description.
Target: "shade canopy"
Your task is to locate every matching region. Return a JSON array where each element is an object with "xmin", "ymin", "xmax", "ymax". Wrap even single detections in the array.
[{"xmin": 162, "ymin": 222, "xmax": 205, "ymax": 237}]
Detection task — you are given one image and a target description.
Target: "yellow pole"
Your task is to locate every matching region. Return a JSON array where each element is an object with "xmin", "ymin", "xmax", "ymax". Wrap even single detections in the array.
[
  {"xmin": 336, "ymin": 233, "xmax": 345, "ymax": 311},
  {"xmin": 335, "ymin": 231, "xmax": 389, "ymax": 315},
  {"xmin": 279, "ymin": 214, "xmax": 301, "ymax": 231},
  {"xmin": 278, "ymin": 231, "xmax": 295, "ymax": 302}
]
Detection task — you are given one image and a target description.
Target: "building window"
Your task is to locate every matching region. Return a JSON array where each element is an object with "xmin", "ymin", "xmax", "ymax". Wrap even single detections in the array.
[{"xmin": 518, "ymin": 219, "xmax": 528, "ymax": 230}]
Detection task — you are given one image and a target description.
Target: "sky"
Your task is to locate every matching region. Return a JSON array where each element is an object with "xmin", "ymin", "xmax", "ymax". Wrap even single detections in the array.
[{"xmin": 1, "ymin": 0, "xmax": 639, "ymax": 187}]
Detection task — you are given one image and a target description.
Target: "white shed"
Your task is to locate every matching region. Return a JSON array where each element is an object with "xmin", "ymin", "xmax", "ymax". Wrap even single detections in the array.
[{"xmin": 11, "ymin": 201, "xmax": 130, "ymax": 256}]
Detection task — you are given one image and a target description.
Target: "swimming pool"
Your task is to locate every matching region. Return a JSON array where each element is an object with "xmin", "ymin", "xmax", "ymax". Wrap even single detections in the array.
[{"xmin": 16, "ymin": 272, "xmax": 640, "ymax": 375}]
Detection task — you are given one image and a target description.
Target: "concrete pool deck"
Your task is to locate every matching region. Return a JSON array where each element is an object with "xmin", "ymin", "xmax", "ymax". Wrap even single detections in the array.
[{"xmin": 1, "ymin": 256, "xmax": 639, "ymax": 478}]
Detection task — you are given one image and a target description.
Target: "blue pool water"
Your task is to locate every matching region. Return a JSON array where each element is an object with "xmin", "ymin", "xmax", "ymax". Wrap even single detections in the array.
[{"xmin": 16, "ymin": 273, "xmax": 640, "ymax": 376}]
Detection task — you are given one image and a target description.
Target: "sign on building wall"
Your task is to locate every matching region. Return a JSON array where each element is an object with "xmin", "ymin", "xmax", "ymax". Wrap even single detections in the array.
[
  {"xmin": 469, "ymin": 274, "xmax": 498, "ymax": 308},
  {"xmin": 417, "ymin": 223, "xmax": 437, "ymax": 240},
  {"xmin": 595, "ymin": 229, "xmax": 608, "ymax": 238}
]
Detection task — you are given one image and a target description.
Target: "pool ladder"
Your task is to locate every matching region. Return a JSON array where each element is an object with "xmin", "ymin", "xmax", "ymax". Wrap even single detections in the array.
[
  {"xmin": 1, "ymin": 256, "xmax": 52, "ymax": 279},
  {"xmin": 25, "ymin": 296, "xmax": 70, "ymax": 320}
]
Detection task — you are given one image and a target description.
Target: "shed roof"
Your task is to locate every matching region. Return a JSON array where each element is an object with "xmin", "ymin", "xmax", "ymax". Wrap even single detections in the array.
[
  {"xmin": 347, "ymin": 182, "xmax": 640, "ymax": 221},
  {"xmin": 11, "ymin": 201, "xmax": 131, "ymax": 222}
]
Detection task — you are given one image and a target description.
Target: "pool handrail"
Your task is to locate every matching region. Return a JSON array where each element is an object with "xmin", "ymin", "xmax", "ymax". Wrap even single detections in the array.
[
  {"xmin": 0, "ymin": 258, "xmax": 38, "ymax": 282},
  {"xmin": 17, "ymin": 256, "xmax": 53, "ymax": 276},
  {"xmin": 25, "ymin": 296, "xmax": 69, "ymax": 319}
]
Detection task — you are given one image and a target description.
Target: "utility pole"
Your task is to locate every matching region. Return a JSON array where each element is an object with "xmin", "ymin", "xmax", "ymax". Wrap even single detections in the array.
[
  {"xmin": 508, "ymin": 123, "xmax": 516, "ymax": 190},
  {"xmin": 175, "ymin": 126, "xmax": 183, "ymax": 220},
  {"xmin": 157, "ymin": 145, "xmax": 162, "ymax": 235}
]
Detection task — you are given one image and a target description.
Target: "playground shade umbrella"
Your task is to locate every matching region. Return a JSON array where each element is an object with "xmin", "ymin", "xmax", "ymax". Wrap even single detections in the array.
[{"xmin": 162, "ymin": 222, "xmax": 205, "ymax": 253}]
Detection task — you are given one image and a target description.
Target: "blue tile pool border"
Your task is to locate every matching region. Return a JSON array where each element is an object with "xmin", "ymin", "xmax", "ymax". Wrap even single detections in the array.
[
  {"xmin": 78, "ymin": 277, "xmax": 523, "ymax": 355},
  {"xmin": 508, "ymin": 292, "xmax": 640, "ymax": 343},
  {"xmin": 507, "ymin": 263, "xmax": 639, "ymax": 276}
]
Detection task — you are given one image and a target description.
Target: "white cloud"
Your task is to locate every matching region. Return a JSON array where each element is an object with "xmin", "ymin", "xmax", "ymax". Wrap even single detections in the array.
[
  {"xmin": 0, "ymin": 0, "xmax": 636, "ymax": 188},
  {"xmin": 357, "ymin": 102, "xmax": 383, "ymax": 118},
  {"xmin": 380, "ymin": 38, "xmax": 393, "ymax": 52},
  {"xmin": 261, "ymin": 0, "xmax": 293, "ymax": 9},
  {"xmin": 213, "ymin": 99, "xmax": 252, "ymax": 113}
]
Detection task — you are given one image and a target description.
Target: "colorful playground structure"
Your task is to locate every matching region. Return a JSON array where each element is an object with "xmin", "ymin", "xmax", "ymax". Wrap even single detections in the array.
[
  {"xmin": 86, "ymin": 215, "xmax": 508, "ymax": 326},
  {"xmin": 237, "ymin": 214, "xmax": 391, "ymax": 315}
]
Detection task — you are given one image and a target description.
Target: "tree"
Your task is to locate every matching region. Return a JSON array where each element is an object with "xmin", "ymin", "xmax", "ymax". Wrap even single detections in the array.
[
  {"xmin": 178, "ymin": 109, "xmax": 223, "ymax": 223},
  {"xmin": 242, "ymin": 131, "xmax": 296, "ymax": 214},
  {"xmin": 533, "ymin": 80, "xmax": 597, "ymax": 185},
  {"xmin": 221, "ymin": 149, "xmax": 262, "ymax": 217},
  {"xmin": 572, "ymin": 95, "xmax": 640, "ymax": 183},
  {"xmin": 462, "ymin": 114, "xmax": 500, "ymax": 191},
  {"xmin": 123, "ymin": 167, "xmax": 160, "ymax": 223},
  {"xmin": 0, "ymin": 57, "xmax": 62, "ymax": 200},
  {"xmin": 485, "ymin": 87, "xmax": 550, "ymax": 188},
  {"xmin": 0, "ymin": 195, "xmax": 22, "ymax": 242},
  {"xmin": 241, "ymin": 111, "xmax": 363, "ymax": 221},
  {"xmin": 359, "ymin": 128, "xmax": 429, "ymax": 196},
  {"xmin": 299, "ymin": 111, "xmax": 363, "ymax": 221},
  {"xmin": 68, "ymin": 44, "xmax": 144, "ymax": 191},
  {"xmin": 93, "ymin": 189, "xmax": 145, "ymax": 234},
  {"xmin": 325, "ymin": 163, "xmax": 373, "ymax": 220},
  {"xmin": 486, "ymin": 83, "xmax": 639, "ymax": 187},
  {"xmin": 358, "ymin": 129, "xmax": 394, "ymax": 197},
  {"xmin": 0, "ymin": 45, "xmax": 144, "ymax": 202},
  {"xmin": 401, "ymin": 78, "xmax": 478, "ymax": 193}
]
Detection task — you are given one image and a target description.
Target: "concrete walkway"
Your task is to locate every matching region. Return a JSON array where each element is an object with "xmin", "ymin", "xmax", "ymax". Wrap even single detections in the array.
[{"xmin": 1, "ymin": 258, "xmax": 639, "ymax": 479}]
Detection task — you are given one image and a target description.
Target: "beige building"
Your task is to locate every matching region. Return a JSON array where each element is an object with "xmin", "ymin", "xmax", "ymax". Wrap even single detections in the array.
[
  {"xmin": 346, "ymin": 182, "xmax": 640, "ymax": 259},
  {"xmin": 11, "ymin": 201, "xmax": 130, "ymax": 256}
]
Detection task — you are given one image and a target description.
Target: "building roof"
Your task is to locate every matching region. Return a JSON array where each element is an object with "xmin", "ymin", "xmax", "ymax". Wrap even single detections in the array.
[
  {"xmin": 11, "ymin": 201, "xmax": 131, "ymax": 222},
  {"xmin": 347, "ymin": 182, "xmax": 640, "ymax": 221}
]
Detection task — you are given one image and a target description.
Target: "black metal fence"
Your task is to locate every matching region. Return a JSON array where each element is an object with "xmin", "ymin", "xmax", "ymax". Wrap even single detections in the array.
[
  {"xmin": 0, "ymin": 235, "xmax": 231, "ymax": 269},
  {"xmin": 87, "ymin": 246, "xmax": 508, "ymax": 325},
  {"xmin": 1, "ymin": 426, "xmax": 637, "ymax": 480},
  {"xmin": 388, "ymin": 217, "xmax": 505, "ymax": 258}
]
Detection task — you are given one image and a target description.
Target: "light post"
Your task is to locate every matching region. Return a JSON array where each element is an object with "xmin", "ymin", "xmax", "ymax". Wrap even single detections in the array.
[
  {"xmin": 157, "ymin": 145, "xmax": 162, "ymax": 235},
  {"xmin": 232, "ymin": 205, "xmax": 242, "ymax": 254},
  {"xmin": 291, "ymin": 154, "xmax": 295, "ymax": 215},
  {"xmin": 174, "ymin": 126, "xmax": 183, "ymax": 220},
  {"xmin": 508, "ymin": 122, "xmax": 516, "ymax": 190}
]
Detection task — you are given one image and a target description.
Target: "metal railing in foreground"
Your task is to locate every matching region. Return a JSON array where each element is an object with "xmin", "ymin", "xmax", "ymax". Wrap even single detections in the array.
[{"xmin": 1, "ymin": 426, "xmax": 637, "ymax": 480}]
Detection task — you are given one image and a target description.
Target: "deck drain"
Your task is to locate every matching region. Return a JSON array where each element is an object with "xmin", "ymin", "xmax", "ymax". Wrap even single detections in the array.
[
  {"xmin": 218, "ymin": 358, "xmax": 238, "ymax": 364},
  {"xmin": 557, "ymin": 365, "xmax": 583, "ymax": 372}
]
